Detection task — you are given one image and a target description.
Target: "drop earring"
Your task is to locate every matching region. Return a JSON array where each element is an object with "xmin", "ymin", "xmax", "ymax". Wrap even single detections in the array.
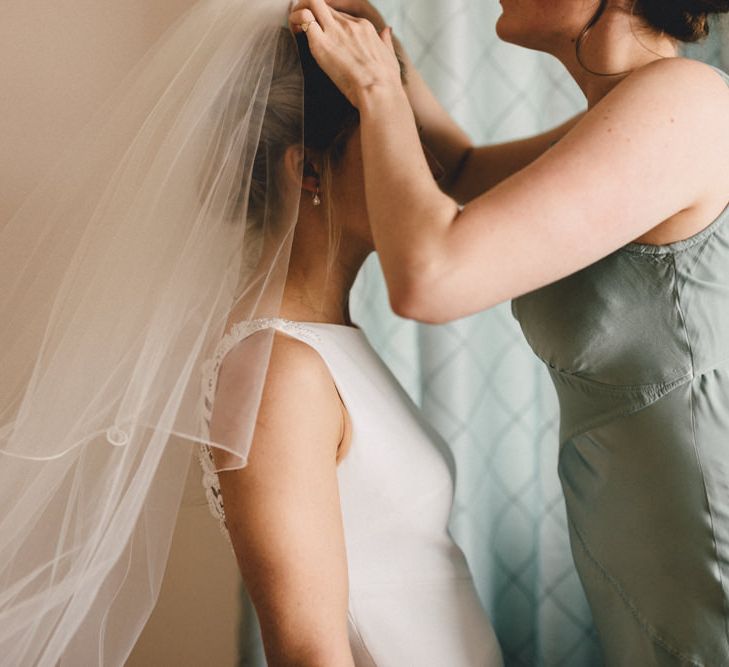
[{"xmin": 312, "ymin": 186, "xmax": 321, "ymax": 207}]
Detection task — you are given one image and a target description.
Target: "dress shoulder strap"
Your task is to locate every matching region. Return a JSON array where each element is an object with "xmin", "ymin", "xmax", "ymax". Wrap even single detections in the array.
[
  {"xmin": 710, "ymin": 64, "xmax": 729, "ymax": 87},
  {"xmin": 229, "ymin": 317, "xmax": 322, "ymax": 345},
  {"xmin": 201, "ymin": 318, "xmax": 322, "ymax": 424},
  {"xmin": 197, "ymin": 318, "xmax": 323, "ymax": 544}
]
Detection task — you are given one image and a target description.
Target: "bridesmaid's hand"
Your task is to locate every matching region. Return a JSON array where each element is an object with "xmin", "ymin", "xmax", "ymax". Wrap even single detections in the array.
[
  {"xmin": 322, "ymin": 0, "xmax": 387, "ymax": 33},
  {"xmin": 289, "ymin": 0, "xmax": 402, "ymax": 109}
]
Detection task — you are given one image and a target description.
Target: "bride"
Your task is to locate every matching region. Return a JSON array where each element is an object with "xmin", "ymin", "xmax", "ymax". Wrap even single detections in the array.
[
  {"xmin": 0, "ymin": 0, "xmax": 577, "ymax": 664},
  {"xmin": 197, "ymin": 25, "xmax": 504, "ymax": 666}
]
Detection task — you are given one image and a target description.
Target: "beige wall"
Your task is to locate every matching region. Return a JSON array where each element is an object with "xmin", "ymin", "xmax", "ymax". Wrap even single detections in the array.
[
  {"xmin": 1, "ymin": 2, "xmax": 241, "ymax": 664},
  {"xmin": 128, "ymin": 458, "xmax": 242, "ymax": 667},
  {"xmin": 0, "ymin": 0, "xmax": 197, "ymax": 216}
]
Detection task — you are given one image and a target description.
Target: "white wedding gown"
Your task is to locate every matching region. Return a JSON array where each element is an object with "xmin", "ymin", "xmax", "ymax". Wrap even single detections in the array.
[{"xmin": 198, "ymin": 318, "xmax": 503, "ymax": 666}]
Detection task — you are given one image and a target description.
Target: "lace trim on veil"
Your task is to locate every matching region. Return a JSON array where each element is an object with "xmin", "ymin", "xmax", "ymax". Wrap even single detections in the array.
[{"xmin": 198, "ymin": 318, "xmax": 321, "ymax": 543}]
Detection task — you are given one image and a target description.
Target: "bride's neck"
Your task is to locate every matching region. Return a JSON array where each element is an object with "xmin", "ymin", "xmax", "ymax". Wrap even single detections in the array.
[{"xmin": 279, "ymin": 222, "xmax": 371, "ymax": 326}]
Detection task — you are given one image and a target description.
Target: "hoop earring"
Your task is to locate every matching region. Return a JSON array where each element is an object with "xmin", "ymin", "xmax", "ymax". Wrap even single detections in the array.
[{"xmin": 312, "ymin": 186, "xmax": 321, "ymax": 207}]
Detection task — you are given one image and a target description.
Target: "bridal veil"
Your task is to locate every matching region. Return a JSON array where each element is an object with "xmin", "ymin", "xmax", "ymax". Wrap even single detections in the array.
[{"xmin": 0, "ymin": 0, "xmax": 303, "ymax": 663}]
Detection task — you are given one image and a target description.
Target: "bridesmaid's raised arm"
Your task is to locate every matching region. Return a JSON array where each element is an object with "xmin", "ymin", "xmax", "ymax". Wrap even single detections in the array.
[{"xmin": 322, "ymin": 0, "xmax": 585, "ymax": 203}]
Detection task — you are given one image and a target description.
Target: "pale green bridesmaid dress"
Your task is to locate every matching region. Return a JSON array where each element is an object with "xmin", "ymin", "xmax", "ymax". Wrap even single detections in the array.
[{"xmin": 512, "ymin": 66, "xmax": 729, "ymax": 666}]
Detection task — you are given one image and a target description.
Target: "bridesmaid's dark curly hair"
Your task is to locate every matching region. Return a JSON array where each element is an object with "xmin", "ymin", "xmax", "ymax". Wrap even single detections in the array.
[
  {"xmin": 581, "ymin": 0, "xmax": 729, "ymax": 49},
  {"xmin": 576, "ymin": 0, "xmax": 729, "ymax": 75},
  {"xmin": 635, "ymin": 0, "xmax": 729, "ymax": 42}
]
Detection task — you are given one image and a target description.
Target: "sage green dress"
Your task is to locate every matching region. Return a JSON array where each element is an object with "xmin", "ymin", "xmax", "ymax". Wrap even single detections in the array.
[{"xmin": 512, "ymin": 66, "xmax": 729, "ymax": 666}]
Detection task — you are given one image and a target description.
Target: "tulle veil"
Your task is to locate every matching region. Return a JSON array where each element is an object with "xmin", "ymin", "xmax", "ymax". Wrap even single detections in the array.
[{"xmin": 0, "ymin": 0, "xmax": 303, "ymax": 663}]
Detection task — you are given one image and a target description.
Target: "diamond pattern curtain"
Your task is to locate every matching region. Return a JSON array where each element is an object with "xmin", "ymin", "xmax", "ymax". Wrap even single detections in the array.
[{"xmin": 238, "ymin": 9, "xmax": 728, "ymax": 667}]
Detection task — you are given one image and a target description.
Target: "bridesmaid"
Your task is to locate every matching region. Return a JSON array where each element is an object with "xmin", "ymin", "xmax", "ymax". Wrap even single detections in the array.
[{"xmin": 289, "ymin": 0, "xmax": 729, "ymax": 664}]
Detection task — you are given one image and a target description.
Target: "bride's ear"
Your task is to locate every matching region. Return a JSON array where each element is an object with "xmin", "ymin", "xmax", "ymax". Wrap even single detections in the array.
[{"xmin": 283, "ymin": 144, "xmax": 320, "ymax": 194}]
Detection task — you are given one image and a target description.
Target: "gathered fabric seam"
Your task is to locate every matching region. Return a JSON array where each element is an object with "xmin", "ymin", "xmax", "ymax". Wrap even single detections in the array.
[
  {"xmin": 544, "ymin": 363, "xmax": 691, "ymax": 394},
  {"xmin": 557, "ymin": 373, "xmax": 691, "ymax": 443}
]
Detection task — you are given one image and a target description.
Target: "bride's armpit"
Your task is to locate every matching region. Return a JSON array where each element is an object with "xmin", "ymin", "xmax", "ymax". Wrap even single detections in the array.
[{"xmin": 336, "ymin": 399, "xmax": 353, "ymax": 465}]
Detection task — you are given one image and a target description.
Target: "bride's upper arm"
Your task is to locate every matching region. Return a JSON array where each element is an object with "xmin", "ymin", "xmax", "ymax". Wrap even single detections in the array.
[
  {"xmin": 406, "ymin": 58, "xmax": 729, "ymax": 323},
  {"xmin": 210, "ymin": 331, "xmax": 351, "ymax": 662}
]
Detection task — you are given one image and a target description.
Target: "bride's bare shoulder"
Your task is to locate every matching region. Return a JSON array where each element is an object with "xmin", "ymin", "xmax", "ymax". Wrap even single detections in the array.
[
  {"xmin": 265, "ymin": 331, "xmax": 339, "ymax": 408},
  {"xmin": 216, "ymin": 328, "xmax": 344, "ymax": 460}
]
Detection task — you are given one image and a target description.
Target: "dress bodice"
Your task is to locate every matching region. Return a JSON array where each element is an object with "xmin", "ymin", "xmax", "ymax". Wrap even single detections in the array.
[
  {"xmin": 198, "ymin": 318, "xmax": 503, "ymax": 667},
  {"xmin": 512, "ymin": 202, "xmax": 729, "ymax": 443}
]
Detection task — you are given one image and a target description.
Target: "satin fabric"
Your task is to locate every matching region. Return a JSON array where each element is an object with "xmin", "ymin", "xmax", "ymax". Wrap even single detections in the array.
[
  {"xmin": 199, "ymin": 319, "xmax": 504, "ymax": 666},
  {"xmin": 512, "ymin": 66, "xmax": 729, "ymax": 666}
]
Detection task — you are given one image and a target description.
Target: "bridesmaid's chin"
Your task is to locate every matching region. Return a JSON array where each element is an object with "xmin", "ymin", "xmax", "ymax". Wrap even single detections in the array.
[
  {"xmin": 494, "ymin": 8, "xmax": 543, "ymax": 51},
  {"xmin": 495, "ymin": 12, "xmax": 519, "ymax": 46},
  {"xmin": 494, "ymin": 0, "xmax": 525, "ymax": 45}
]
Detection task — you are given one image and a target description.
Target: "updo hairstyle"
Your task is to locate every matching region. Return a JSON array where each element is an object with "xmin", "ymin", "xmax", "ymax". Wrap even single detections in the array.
[{"xmin": 634, "ymin": 0, "xmax": 729, "ymax": 42}]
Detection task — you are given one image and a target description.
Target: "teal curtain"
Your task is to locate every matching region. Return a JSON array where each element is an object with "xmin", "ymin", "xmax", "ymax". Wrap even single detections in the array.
[{"xmin": 238, "ymin": 9, "xmax": 728, "ymax": 667}]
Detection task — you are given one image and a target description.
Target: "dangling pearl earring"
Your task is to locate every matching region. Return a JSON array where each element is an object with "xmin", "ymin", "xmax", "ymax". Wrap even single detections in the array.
[{"xmin": 312, "ymin": 187, "xmax": 321, "ymax": 207}]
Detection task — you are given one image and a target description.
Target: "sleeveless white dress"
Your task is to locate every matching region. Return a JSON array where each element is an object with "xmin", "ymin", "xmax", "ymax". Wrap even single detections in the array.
[{"xmin": 198, "ymin": 318, "xmax": 503, "ymax": 667}]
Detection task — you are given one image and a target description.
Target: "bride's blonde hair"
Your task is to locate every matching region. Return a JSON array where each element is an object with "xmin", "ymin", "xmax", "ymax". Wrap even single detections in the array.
[
  {"xmin": 247, "ymin": 30, "xmax": 361, "ymax": 265},
  {"xmin": 248, "ymin": 29, "xmax": 404, "ymax": 260}
]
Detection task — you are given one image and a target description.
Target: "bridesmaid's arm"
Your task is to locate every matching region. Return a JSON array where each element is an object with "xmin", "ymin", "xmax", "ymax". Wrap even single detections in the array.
[
  {"xmin": 442, "ymin": 115, "xmax": 585, "ymax": 204},
  {"xmin": 392, "ymin": 35, "xmax": 584, "ymax": 203},
  {"xmin": 324, "ymin": 0, "xmax": 585, "ymax": 203},
  {"xmin": 357, "ymin": 59, "xmax": 724, "ymax": 322},
  {"xmin": 211, "ymin": 332, "xmax": 354, "ymax": 667},
  {"xmin": 291, "ymin": 3, "xmax": 729, "ymax": 322}
]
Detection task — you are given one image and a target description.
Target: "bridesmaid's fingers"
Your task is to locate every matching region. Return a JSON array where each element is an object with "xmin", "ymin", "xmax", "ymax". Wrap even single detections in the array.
[
  {"xmin": 335, "ymin": 11, "xmax": 364, "ymax": 25},
  {"xmin": 325, "ymin": 0, "xmax": 387, "ymax": 32},
  {"xmin": 289, "ymin": 0, "xmax": 401, "ymax": 109},
  {"xmin": 291, "ymin": 0, "xmax": 337, "ymax": 31},
  {"xmin": 301, "ymin": 17, "xmax": 326, "ymax": 42},
  {"xmin": 380, "ymin": 26, "xmax": 396, "ymax": 53},
  {"xmin": 293, "ymin": 15, "xmax": 326, "ymax": 51},
  {"xmin": 289, "ymin": 8, "xmax": 317, "ymax": 33},
  {"xmin": 323, "ymin": 0, "xmax": 359, "ymax": 10}
]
